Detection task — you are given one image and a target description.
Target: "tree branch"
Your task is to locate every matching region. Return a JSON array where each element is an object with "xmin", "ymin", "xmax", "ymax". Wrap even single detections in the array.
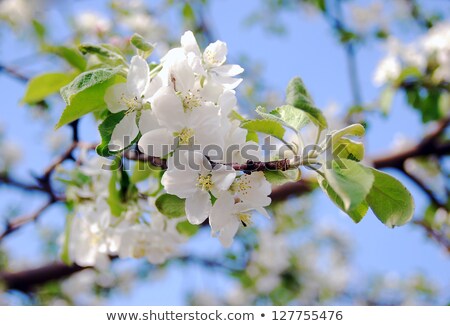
[
  {"xmin": 0, "ymin": 200, "xmax": 59, "ymax": 242},
  {"xmin": 372, "ymin": 117, "xmax": 449, "ymax": 170},
  {"xmin": 0, "ymin": 262, "xmax": 87, "ymax": 292},
  {"xmin": 413, "ymin": 220, "xmax": 450, "ymax": 254}
]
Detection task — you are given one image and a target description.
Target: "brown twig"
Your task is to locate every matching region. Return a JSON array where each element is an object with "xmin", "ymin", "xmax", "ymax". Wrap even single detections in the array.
[
  {"xmin": 0, "ymin": 200, "xmax": 58, "ymax": 242},
  {"xmin": 413, "ymin": 220, "xmax": 450, "ymax": 254}
]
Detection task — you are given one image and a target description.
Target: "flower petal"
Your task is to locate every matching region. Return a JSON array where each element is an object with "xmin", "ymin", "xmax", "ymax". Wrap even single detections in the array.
[
  {"xmin": 209, "ymin": 192, "xmax": 235, "ymax": 232},
  {"xmin": 152, "ymin": 86, "xmax": 186, "ymax": 131},
  {"xmin": 161, "ymin": 169, "xmax": 198, "ymax": 198},
  {"xmin": 180, "ymin": 30, "xmax": 201, "ymax": 57},
  {"xmin": 138, "ymin": 109, "xmax": 161, "ymax": 134},
  {"xmin": 204, "ymin": 40, "xmax": 227, "ymax": 67},
  {"xmin": 143, "ymin": 75, "xmax": 163, "ymax": 100},
  {"xmin": 127, "ymin": 55, "xmax": 149, "ymax": 96},
  {"xmin": 218, "ymin": 90, "xmax": 237, "ymax": 114},
  {"xmin": 109, "ymin": 112, "xmax": 139, "ymax": 151},
  {"xmin": 104, "ymin": 83, "xmax": 128, "ymax": 113},
  {"xmin": 185, "ymin": 191, "xmax": 211, "ymax": 224},
  {"xmin": 211, "ymin": 164, "xmax": 236, "ymax": 192},
  {"xmin": 213, "ymin": 64, "xmax": 244, "ymax": 77},
  {"xmin": 138, "ymin": 128, "xmax": 174, "ymax": 157}
]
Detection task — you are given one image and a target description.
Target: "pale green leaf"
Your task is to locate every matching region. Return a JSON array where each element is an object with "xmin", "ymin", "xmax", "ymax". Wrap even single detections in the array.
[
  {"xmin": 323, "ymin": 159, "xmax": 374, "ymax": 211},
  {"xmin": 366, "ymin": 168, "xmax": 414, "ymax": 227},
  {"xmin": 155, "ymin": 194, "xmax": 186, "ymax": 218},
  {"xmin": 22, "ymin": 72, "xmax": 77, "ymax": 104},
  {"xmin": 318, "ymin": 176, "xmax": 368, "ymax": 223},
  {"xmin": 96, "ymin": 111, "xmax": 126, "ymax": 157},
  {"xmin": 241, "ymin": 119, "xmax": 285, "ymax": 140}
]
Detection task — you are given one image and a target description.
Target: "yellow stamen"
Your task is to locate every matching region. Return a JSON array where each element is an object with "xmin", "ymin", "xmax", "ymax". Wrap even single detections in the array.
[
  {"xmin": 175, "ymin": 128, "xmax": 195, "ymax": 145},
  {"xmin": 197, "ymin": 174, "xmax": 213, "ymax": 191},
  {"xmin": 182, "ymin": 92, "xmax": 201, "ymax": 112},
  {"xmin": 238, "ymin": 213, "xmax": 252, "ymax": 227}
]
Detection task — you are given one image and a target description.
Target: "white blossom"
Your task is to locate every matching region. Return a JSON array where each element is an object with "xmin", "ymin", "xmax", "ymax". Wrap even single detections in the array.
[
  {"xmin": 161, "ymin": 151, "xmax": 236, "ymax": 225},
  {"xmin": 104, "ymin": 55, "xmax": 162, "ymax": 151}
]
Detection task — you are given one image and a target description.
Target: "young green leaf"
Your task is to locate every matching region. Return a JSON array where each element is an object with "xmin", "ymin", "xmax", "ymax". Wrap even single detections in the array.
[
  {"xmin": 96, "ymin": 111, "xmax": 126, "ymax": 157},
  {"xmin": 318, "ymin": 176, "xmax": 369, "ymax": 223},
  {"xmin": 323, "ymin": 159, "xmax": 374, "ymax": 211},
  {"xmin": 107, "ymin": 170, "xmax": 126, "ymax": 217},
  {"xmin": 155, "ymin": 194, "xmax": 186, "ymax": 218},
  {"xmin": 131, "ymin": 160, "xmax": 160, "ymax": 184},
  {"xmin": 60, "ymin": 214, "xmax": 74, "ymax": 265},
  {"xmin": 45, "ymin": 45, "xmax": 87, "ymax": 71},
  {"xmin": 366, "ymin": 168, "xmax": 415, "ymax": 227},
  {"xmin": 264, "ymin": 169, "xmax": 301, "ymax": 185},
  {"xmin": 286, "ymin": 77, "xmax": 314, "ymax": 105},
  {"xmin": 56, "ymin": 67, "xmax": 124, "ymax": 129},
  {"xmin": 256, "ymin": 105, "xmax": 310, "ymax": 131},
  {"xmin": 241, "ymin": 119, "xmax": 286, "ymax": 140},
  {"xmin": 286, "ymin": 77, "xmax": 328, "ymax": 129},
  {"xmin": 79, "ymin": 43, "xmax": 127, "ymax": 66},
  {"xmin": 176, "ymin": 220, "xmax": 199, "ymax": 236},
  {"xmin": 330, "ymin": 124, "xmax": 366, "ymax": 162},
  {"xmin": 130, "ymin": 33, "xmax": 155, "ymax": 58},
  {"xmin": 22, "ymin": 72, "xmax": 77, "ymax": 104},
  {"xmin": 60, "ymin": 66, "xmax": 122, "ymax": 105}
]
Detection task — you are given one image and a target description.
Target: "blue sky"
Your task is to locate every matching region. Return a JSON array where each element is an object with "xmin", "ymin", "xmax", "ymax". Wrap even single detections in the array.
[{"xmin": 1, "ymin": 0, "xmax": 449, "ymax": 305}]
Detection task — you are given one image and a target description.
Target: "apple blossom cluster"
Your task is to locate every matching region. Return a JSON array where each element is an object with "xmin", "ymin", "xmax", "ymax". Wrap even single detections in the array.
[
  {"xmin": 373, "ymin": 21, "xmax": 450, "ymax": 86},
  {"xmin": 103, "ymin": 31, "xmax": 273, "ymax": 247},
  {"xmin": 61, "ymin": 154, "xmax": 186, "ymax": 267}
]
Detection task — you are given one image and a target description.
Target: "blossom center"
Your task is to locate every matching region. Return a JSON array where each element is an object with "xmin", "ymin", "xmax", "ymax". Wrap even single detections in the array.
[
  {"xmin": 196, "ymin": 174, "xmax": 213, "ymax": 192},
  {"xmin": 231, "ymin": 177, "xmax": 252, "ymax": 195},
  {"xmin": 175, "ymin": 128, "xmax": 195, "ymax": 145},
  {"xmin": 132, "ymin": 240, "xmax": 147, "ymax": 258},
  {"xmin": 238, "ymin": 213, "xmax": 252, "ymax": 227},
  {"xmin": 121, "ymin": 94, "xmax": 144, "ymax": 113},
  {"xmin": 204, "ymin": 50, "xmax": 220, "ymax": 66},
  {"xmin": 182, "ymin": 92, "xmax": 202, "ymax": 112}
]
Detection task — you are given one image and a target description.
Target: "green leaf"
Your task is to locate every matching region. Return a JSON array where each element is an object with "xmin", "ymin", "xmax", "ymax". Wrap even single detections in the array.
[
  {"xmin": 176, "ymin": 220, "xmax": 199, "ymax": 236},
  {"xmin": 246, "ymin": 130, "xmax": 259, "ymax": 143},
  {"xmin": 241, "ymin": 119, "xmax": 286, "ymax": 140},
  {"xmin": 96, "ymin": 111, "xmax": 126, "ymax": 157},
  {"xmin": 131, "ymin": 160, "xmax": 160, "ymax": 183},
  {"xmin": 330, "ymin": 124, "xmax": 365, "ymax": 162},
  {"xmin": 323, "ymin": 159, "xmax": 374, "ymax": 211},
  {"xmin": 22, "ymin": 72, "xmax": 77, "ymax": 104},
  {"xmin": 182, "ymin": 2, "xmax": 196, "ymax": 23},
  {"xmin": 256, "ymin": 105, "xmax": 309, "ymax": 131},
  {"xmin": 79, "ymin": 43, "xmax": 126, "ymax": 65},
  {"xmin": 229, "ymin": 110, "xmax": 246, "ymax": 122},
  {"xmin": 32, "ymin": 20, "xmax": 46, "ymax": 42},
  {"xmin": 318, "ymin": 176, "xmax": 368, "ymax": 223},
  {"xmin": 333, "ymin": 138, "xmax": 365, "ymax": 162},
  {"xmin": 60, "ymin": 66, "xmax": 122, "ymax": 105},
  {"xmin": 332, "ymin": 124, "xmax": 365, "ymax": 139},
  {"xmin": 286, "ymin": 77, "xmax": 328, "ymax": 129},
  {"xmin": 130, "ymin": 33, "xmax": 155, "ymax": 58},
  {"xmin": 60, "ymin": 214, "xmax": 74, "ymax": 265},
  {"xmin": 394, "ymin": 66, "xmax": 422, "ymax": 86},
  {"xmin": 56, "ymin": 67, "xmax": 124, "ymax": 129},
  {"xmin": 264, "ymin": 169, "xmax": 301, "ymax": 185},
  {"xmin": 155, "ymin": 194, "xmax": 186, "ymax": 218},
  {"xmin": 290, "ymin": 101, "xmax": 328, "ymax": 129},
  {"xmin": 275, "ymin": 105, "xmax": 311, "ymax": 130},
  {"xmin": 379, "ymin": 86, "xmax": 395, "ymax": 115},
  {"xmin": 286, "ymin": 77, "xmax": 314, "ymax": 105},
  {"xmin": 107, "ymin": 170, "xmax": 126, "ymax": 217},
  {"xmin": 45, "ymin": 45, "xmax": 87, "ymax": 71},
  {"xmin": 366, "ymin": 168, "xmax": 414, "ymax": 227}
]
